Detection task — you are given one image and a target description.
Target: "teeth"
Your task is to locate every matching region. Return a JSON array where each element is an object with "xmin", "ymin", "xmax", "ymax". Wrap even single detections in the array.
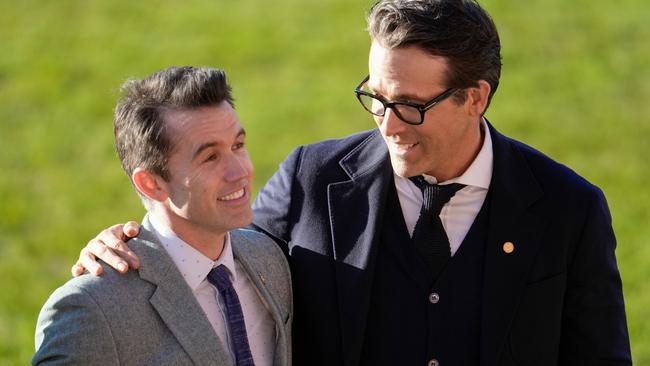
[
  {"xmin": 218, "ymin": 188, "xmax": 245, "ymax": 201},
  {"xmin": 392, "ymin": 143, "xmax": 416, "ymax": 153}
]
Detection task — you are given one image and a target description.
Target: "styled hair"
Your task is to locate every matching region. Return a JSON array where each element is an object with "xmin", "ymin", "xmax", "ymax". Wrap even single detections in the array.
[
  {"xmin": 113, "ymin": 66, "xmax": 234, "ymax": 183},
  {"xmin": 367, "ymin": 0, "xmax": 501, "ymax": 107}
]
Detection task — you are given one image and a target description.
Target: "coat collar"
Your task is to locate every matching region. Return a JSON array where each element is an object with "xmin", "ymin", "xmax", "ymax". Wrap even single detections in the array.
[
  {"xmin": 134, "ymin": 217, "xmax": 232, "ymax": 366},
  {"xmin": 230, "ymin": 230, "xmax": 291, "ymax": 366},
  {"xmin": 328, "ymin": 129, "xmax": 392, "ymax": 366},
  {"xmin": 328, "ymin": 124, "xmax": 547, "ymax": 366},
  {"xmin": 136, "ymin": 223, "xmax": 290, "ymax": 366}
]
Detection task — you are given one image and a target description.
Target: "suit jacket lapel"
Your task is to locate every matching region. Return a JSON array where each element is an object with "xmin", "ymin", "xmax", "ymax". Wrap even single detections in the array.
[
  {"xmin": 480, "ymin": 123, "xmax": 547, "ymax": 366},
  {"xmin": 326, "ymin": 125, "xmax": 546, "ymax": 366},
  {"xmin": 230, "ymin": 230, "xmax": 290, "ymax": 366},
  {"xmin": 135, "ymin": 218, "xmax": 232, "ymax": 366},
  {"xmin": 328, "ymin": 130, "xmax": 392, "ymax": 366}
]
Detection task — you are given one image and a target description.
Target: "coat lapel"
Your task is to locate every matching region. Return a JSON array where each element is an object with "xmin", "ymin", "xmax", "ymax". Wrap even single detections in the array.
[
  {"xmin": 230, "ymin": 230, "xmax": 290, "ymax": 366},
  {"xmin": 326, "ymin": 124, "xmax": 546, "ymax": 365},
  {"xmin": 328, "ymin": 130, "xmax": 392, "ymax": 366},
  {"xmin": 135, "ymin": 219, "xmax": 232, "ymax": 366},
  {"xmin": 479, "ymin": 123, "xmax": 547, "ymax": 366}
]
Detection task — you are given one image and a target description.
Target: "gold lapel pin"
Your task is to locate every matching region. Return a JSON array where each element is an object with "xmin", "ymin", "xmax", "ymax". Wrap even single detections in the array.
[
  {"xmin": 503, "ymin": 241, "xmax": 515, "ymax": 254},
  {"xmin": 259, "ymin": 273, "xmax": 266, "ymax": 284}
]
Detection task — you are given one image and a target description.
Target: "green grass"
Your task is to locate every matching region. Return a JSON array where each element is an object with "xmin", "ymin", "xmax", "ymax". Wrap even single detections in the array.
[{"xmin": 1, "ymin": 0, "xmax": 648, "ymax": 364}]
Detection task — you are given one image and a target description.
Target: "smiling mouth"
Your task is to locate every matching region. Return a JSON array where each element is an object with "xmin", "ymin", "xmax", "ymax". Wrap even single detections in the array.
[
  {"xmin": 218, "ymin": 188, "xmax": 245, "ymax": 201},
  {"xmin": 391, "ymin": 142, "xmax": 418, "ymax": 154}
]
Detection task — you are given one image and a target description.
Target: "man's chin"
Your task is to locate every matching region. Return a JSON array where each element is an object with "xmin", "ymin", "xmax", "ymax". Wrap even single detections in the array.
[
  {"xmin": 236, "ymin": 210, "xmax": 254, "ymax": 228},
  {"xmin": 389, "ymin": 156, "xmax": 421, "ymax": 178}
]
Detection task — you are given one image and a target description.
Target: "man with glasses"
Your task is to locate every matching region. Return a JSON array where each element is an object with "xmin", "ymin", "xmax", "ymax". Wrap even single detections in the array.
[
  {"xmin": 72, "ymin": 0, "xmax": 631, "ymax": 365},
  {"xmin": 355, "ymin": 75, "xmax": 460, "ymax": 125}
]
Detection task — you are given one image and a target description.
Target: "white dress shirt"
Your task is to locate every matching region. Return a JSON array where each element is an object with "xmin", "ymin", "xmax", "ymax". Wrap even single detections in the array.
[
  {"xmin": 394, "ymin": 118, "xmax": 494, "ymax": 256},
  {"xmin": 148, "ymin": 213, "xmax": 275, "ymax": 366}
]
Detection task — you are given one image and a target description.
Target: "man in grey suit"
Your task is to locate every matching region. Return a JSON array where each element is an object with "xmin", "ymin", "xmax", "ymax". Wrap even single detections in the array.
[{"xmin": 33, "ymin": 66, "xmax": 292, "ymax": 366}]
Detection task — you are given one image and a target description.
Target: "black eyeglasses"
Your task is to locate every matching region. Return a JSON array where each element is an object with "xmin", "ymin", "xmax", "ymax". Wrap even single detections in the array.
[{"xmin": 354, "ymin": 75, "xmax": 459, "ymax": 125}]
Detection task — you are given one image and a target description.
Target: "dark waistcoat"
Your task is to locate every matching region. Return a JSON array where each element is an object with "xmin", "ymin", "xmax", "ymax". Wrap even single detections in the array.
[{"xmin": 361, "ymin": 180, "xmax": 491, "ymax": 366}]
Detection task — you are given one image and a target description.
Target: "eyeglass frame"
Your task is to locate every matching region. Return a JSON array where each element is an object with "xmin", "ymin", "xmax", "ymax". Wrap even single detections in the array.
[{"xmin": 354, "ymin": 75, "xmax": 460, "ymax": 125}]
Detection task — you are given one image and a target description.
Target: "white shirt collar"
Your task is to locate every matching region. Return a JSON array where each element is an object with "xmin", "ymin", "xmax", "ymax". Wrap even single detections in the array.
[
  {"xmin": 146, "ymin": 213, "xmax": 238, "ymax": 291},
  {"xmin": 414, "ymin": 117, "xmax": 493, "ymax": 189}
]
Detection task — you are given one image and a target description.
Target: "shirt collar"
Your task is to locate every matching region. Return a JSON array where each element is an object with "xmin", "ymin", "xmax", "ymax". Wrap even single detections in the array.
[
  {"xmin": 146, "ymin": 213, "xmax": 237, "ymax": 291},
  {"xmin": 417, "ymin": 117, "xmax": 493, "ymax": 189}
]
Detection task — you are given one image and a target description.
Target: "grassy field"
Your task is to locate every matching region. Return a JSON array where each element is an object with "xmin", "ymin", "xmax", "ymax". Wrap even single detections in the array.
[{"xmin": 1, "ymin": 0, "xmax": 648, "ymax": 364}]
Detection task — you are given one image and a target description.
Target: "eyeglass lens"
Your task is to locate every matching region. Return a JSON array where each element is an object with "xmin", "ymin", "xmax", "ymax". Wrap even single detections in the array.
[{"xmin": 358, "ymin": 94, "xmax": 421, "ymax": 123}]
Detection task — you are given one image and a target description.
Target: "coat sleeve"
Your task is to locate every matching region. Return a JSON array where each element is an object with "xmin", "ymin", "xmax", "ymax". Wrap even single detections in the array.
[
  {"xmin": 559, "ymin": 187, "xmax": 632, "ymax": 365},
  {"xmin": 33, "ymin": 283, "xmax": 119, "ymax": 366},
  {"xmin": 252, "ymin": 146, "xmax": 304, "ymax": 255}
]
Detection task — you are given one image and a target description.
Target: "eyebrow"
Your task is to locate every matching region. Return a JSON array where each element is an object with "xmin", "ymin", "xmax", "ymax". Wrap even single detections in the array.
[
  {"xmin": 367, "ymin": 83, "xmax": 426, "ymax": 103},
  {"xmin": 391, "ymin": 93, "xmax": 425, "ymax": 103},
  {"xmin": 191, "ymin": 128, "xmax": 246, "ymax": 161}
]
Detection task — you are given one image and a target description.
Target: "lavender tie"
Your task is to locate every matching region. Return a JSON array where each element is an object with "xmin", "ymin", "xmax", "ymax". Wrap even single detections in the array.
[{"xmin": 207, "ymin": 265, "xmax": 256, "ymax": 366}]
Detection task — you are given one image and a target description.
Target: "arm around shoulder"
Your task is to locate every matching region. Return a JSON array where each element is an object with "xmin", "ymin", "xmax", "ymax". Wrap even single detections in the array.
[{"xmin": 33, "ymin": 281, "xmax": 119, "ymax": 366}]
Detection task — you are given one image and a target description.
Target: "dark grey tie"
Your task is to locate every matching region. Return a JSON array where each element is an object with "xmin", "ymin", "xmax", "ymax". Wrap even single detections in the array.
[
  {"xmin": 207, "ymin": 265, "xmax": 256, "ymax": 366},
  {"xmin": 409, "ymin": 176, "xmax": 466, "ymax": 283}
]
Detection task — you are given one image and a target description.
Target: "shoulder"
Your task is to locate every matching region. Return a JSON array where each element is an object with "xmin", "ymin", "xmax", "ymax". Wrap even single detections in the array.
[
  {"xmin": 38, "ymin": 276, "xmax": 102, "ymax": 318},
  {"xmin": 34, "ymin": 271, "xmax": 129, "ymax": 364},
  {"xmin": 43, "ymin": 265, "xmax": 144, "ymax": 313},
  {"xmin": 300, "ymin": 129, "xmax": 379, "ymax": 154},
  {"xmin": 273, "ymin": 129, "xmax": 385, "ymax": 191},
  {"xmin": 36, "ymin": 273, "xmax": 121, "ymax": 336},
  {"xmin": 41, "ymin": 237, "xmax": 157, "ymax": 312},
  {"xmin": 497, "ymin": 129, "xmax": 604, "ymax": 203},
  {"xmin": 231, "ymin": 229, "xmax": 290, "ymax": 287},
  {"xmin": 231, "ymin": 229, "xmax": 286, "ymax": 263},
  {"xmin": 252, "ymin": 132, "xmax": 382, "ymax": 240},
  {"xmin": 287, "ymin": 129, "xmax": 381, "ymax": 172}
]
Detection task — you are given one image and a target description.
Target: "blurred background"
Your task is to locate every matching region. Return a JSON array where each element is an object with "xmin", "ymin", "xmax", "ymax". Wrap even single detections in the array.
[{"xmin": 1, "ymin": 0, "xmax": 648, "ymax": 363}]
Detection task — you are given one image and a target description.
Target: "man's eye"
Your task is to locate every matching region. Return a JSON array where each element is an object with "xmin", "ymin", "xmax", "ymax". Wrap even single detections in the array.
[
  {"xmin": 204, "ymin": 154, "xmax": 217, "ymax": 162},
  {"xmin": 233, "ymin": 142, "xmax": 245, "ymax": 150}
]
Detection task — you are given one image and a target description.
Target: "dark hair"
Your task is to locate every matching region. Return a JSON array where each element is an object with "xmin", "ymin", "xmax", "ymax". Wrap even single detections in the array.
[
  {"xmin": 113, "ymin": 66, "xmax": 234, "ymax": 183},
  {"xmin": 367, "ymin": 0, "xmax": 501, "ymax": 107}
]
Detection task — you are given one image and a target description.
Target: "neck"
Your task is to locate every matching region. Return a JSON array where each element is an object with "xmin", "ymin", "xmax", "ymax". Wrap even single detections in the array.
[
  {"xmin": 150, "ymin": 209, "xmax": 226, "ymax": 261},
  {"xmin": 430, "ymin": 119, "xmax": 485, "ymax": 182}
]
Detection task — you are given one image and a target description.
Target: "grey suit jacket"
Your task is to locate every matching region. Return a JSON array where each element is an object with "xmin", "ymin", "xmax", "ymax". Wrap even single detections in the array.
[{"xmin": 33, "ymin": 220, "xmax": 292, "ymax": 366}]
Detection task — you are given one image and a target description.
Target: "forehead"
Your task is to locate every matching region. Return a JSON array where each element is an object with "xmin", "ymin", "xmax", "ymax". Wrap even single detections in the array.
[
  {"xmin": 368, "ymin": 41, "xmax": 449, "ymax": 99},
  {"xmin": 162, "ymin": 102, "xmax": 241, "ymax": 149}
]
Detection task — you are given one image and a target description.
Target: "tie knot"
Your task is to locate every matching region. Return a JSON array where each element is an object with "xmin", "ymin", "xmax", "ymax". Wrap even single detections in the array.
[
  {"xmin": 207, "ymin": 265, "xmax": 233, "ymax": 292},
  {"xmin": 409, "ymin": 176, "xmax": 466, "ymax": 215}
]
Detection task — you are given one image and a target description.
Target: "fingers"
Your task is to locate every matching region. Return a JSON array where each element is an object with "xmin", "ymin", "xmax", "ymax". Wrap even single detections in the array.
[
  {"xmin": 73, "ymin": 246, "xmax": 105, "ymax": 276},
  {"xmin": 100, "ymin": 224, "xmax": 141, "ymax": 269},
  {"xmin": 86, "ymin": 238, "xmax": 130, "ymax": 273},
  {"xmin": 71, "ymin": 262, "xmax": 85, "ymax": 277},
  {"xmin": 69, "ymin": 221, "xmax": 142, "ymax": 278},
  {"xmin": 123, "ymin": 221, "xmax": 140, "ymax": 239}
]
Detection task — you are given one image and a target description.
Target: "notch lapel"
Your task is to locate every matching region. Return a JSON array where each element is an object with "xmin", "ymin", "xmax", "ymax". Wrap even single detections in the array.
[
  {"xmin": 327, "ymin": 130, "xmax": 392, "ymax": 366},
  {"xmin": 479, "ymin": 124, "xmax": 547, "ymax": 366},
  {"xmin": 230, "ymin": 230, "xmax": 291, "ymax": 366},
  {"xmin": 136, "ymin": 221, "xmax": 232, "ymax": 366}
]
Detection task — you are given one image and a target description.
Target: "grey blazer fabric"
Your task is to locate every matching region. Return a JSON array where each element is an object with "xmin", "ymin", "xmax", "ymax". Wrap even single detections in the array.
[{"xmin": 33, "ymin": 219, "xmax": 292, "ymax": 366}]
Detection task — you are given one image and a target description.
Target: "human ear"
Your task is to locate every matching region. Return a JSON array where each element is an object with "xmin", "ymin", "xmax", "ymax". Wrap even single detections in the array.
[
  {"xmin": 131, "ymin": 168, "xmax": 169, "ymax": 202},
  {"xmin": 466, "ymin": 80, "xmax": 491, "ymax": 117}
]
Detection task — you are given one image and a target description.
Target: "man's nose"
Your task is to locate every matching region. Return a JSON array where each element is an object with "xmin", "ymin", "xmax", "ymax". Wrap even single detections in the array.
[
  {"xmin": 224, "ymin": 155, "xmax": 250, "ymax": 182},
  {"xmin": 379, "ymin": 107, "xmax": 406, "ymax": 136}
]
